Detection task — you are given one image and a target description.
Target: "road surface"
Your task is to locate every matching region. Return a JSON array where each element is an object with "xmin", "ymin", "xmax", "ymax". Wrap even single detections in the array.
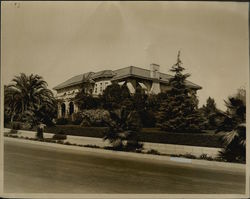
[{"xmin": 4, "ymin": 138, "xmax": 245, "ymax": 194}]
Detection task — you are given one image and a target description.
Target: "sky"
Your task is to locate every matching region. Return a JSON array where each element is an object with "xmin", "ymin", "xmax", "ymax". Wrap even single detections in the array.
[{"xmin": 1, "ymin": 1, "xmax": 249, "ymax": 111}]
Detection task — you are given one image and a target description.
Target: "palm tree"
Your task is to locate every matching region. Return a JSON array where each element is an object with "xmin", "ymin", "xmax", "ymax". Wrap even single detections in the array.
[
  {"xmin": 4, "ymin": 73, "xmax": 57, "ymax": 126},
  {"xmin": 217, "ymin": 89, "xmax": 246, "ymax": 162},
  {"xmin": 219, "ymin": 123, "xmax": 246, "ymax": 162},
  {"xmin": 103, "ymin": 107, "xmax": 143, "ymax": 151}
]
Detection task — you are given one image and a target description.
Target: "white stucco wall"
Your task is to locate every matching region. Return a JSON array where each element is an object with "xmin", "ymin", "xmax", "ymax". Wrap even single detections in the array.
[{"xmin": 93, "ymin": 80, "xmax": 112, "ymax": 95}]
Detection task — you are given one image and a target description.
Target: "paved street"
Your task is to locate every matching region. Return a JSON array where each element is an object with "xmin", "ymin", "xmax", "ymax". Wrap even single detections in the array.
[{"xmin": 4, "ymin": 138, "xmax": 245, "ymax": 194}]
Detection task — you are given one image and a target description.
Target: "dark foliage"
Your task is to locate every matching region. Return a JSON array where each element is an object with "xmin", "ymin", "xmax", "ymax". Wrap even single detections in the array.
[
  {"xmin": 4, "ymin": 73, "xmax": 57, "ymax": 127},
  {"xmin": 147, "ymin": 149, "xmax": 160, "ymax": 155},
  {"xmin": 56, "ymin": 118, "xmax": 69, "ymax": 125},
  {"xmin": 74, "ymin": 81, "xmax": 101, "ymax": 110},
  {"xmin": 157, "ymin": 51, "xmax": 204, "ymax": 133},
  {"xmin": 102, "ymin": 107, "xmax": 143, "ymax": 151},
  {"xmin": 101, "ymin": 83, "xmax": 131, "ymax": 110},
  {"xmin": 217, "ymin": 89, "xmax": 246, "ymax": 163},
  {"xmin": 200, "ymin": 97, "xmax": 224, "ymax": 130},
  {"xmin": 11, "ymin": 121, "xmax": 22, "ymax": 130},
  {"xmin": 71, "ymin": 112, "xmax": 83, "ymax": 125},
  {"xmin": 36, "ymin": 126, "xmax": 44, "ymax": 139},
  {"xmin": 45, "ymin": 125, "xmax": 108, "ymax": 138},
  {"xmin": 52, "ymin": 134, "xmax": 67, "ymax": 140}
]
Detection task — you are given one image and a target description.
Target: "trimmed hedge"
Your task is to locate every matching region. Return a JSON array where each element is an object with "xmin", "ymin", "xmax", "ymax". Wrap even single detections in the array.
[
  {"xmin": 5, "ymin": 123, "xmax": 222, "ymax": 148},
  {"xmin": 45, "ymin": 125, "xmax": 108, "ymax": 138},
  {"xmin": 44, "ymin": 125, "xmax": 222, "ymax": 148},
  {"xmin": 139, "ymin": 130, "xmax": 223, "ymax": 148}
]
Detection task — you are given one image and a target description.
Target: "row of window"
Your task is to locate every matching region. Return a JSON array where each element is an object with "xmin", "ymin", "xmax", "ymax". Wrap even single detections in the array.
[{"xmin": 94, "ymin": 81, "xmax": 110, "ymax": 94}]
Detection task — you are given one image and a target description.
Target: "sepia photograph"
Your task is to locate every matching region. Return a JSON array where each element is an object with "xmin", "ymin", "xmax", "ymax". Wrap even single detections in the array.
[{"xmin": 1, "ymin": 1, "xmax": 249, "ymax": 197}]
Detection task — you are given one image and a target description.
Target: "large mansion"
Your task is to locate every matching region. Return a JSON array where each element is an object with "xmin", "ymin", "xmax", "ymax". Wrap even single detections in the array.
[{"xmin": 53, "ymin": 64, "xmax": 202, "ymax": 118}]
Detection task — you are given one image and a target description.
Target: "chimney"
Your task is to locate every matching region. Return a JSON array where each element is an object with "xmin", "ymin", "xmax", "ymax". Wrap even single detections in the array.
[
  {"xmin": 150, "ymin": 63, "xmax": 160, "ymax": 79},
  {"xmin": 149, "ymin": 63, "xmax": 161, "ymax": 94}
]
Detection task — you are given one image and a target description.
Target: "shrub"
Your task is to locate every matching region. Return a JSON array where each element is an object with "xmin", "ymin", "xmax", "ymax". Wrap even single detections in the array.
[
  {"xmin": 183, "ymin": 153, "xmax": 197, "ymax": 159},
  {"xmin": 147, "ymin": 149, "xmax": 160, "ymax": 155},
  {"xmin": 56, "ymin": 118, "xmax": 69, "ymax": 125},
  {"xmin": 139, "ymin": 110, "xmax": 156, "ymax": 128},
  {"xmin": 11, "ymin": 122, "xmax": 22, "ymax": 130},
  {"xmin": 22, "ymin": 122, "xmax": 32, "ymax": 130},
  {"xmin": 52, "ymin": 134, "xmax": 67, "ymax": 140},
  {"xmin": 9, "ymin": 129, "xmax": 18, "ymax": 134},
  {"xmin": 80, "ymin": 109, "xmax": 110, "ymax": 127},
  {"xmin": 72, "ymin": 112, "xmax": 83, "ymax": 125},
  {"xmin": 56, "ymin": 140, "xmax": 64, "ymax": 144},
  {"xmin": 199, "ymin": 153, "xmax": 213, "ymax": 161},
  {"xmin": 83, "ymin": 144, "xmax": 100, "ymax": 148},
  {"xmin": 64, "ymin": 141, "xmax": 71, "ymax": 145}
]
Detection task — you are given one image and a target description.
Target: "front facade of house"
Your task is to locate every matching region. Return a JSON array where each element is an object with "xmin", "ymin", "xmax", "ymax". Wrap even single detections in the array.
[{"xmin": 53, "ymin": 64, "xmax": 202, "ymax": 118}]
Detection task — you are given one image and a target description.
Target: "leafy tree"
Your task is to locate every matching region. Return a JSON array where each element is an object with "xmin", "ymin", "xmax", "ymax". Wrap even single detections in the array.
[
  {"xmin": 157, "ymin": 51, "xmax": 204, "ymax": 133},
  {"xmin": 74, "ymin": 81, "xmax": 100, "ymax": 110},
  {"xmin": 101, "ymin": 83, "xmax": 131, "ymax": 110},
  {"xmin": 133, "ymin": 87, "xmax": 156, "ymax": 127},
  {"xmin": 201, "ymin": 97, "xmax": 220, "ymax": 129},
  {"xmin": 4, "ymin": 73, "xmax": 57, "ymax": 127},
  {"xmin": 217, "ymin": 88, "xmax": 246, "ymax": 162}
]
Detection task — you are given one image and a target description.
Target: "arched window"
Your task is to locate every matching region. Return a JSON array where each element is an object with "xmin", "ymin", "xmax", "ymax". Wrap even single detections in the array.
[
  {"xmin": 69, "ymin": 102, "xmax": 74, "ymax": 115},
  {"xmin": 61, "ymin": 103, "xmax": 66, "ymax": 117}
]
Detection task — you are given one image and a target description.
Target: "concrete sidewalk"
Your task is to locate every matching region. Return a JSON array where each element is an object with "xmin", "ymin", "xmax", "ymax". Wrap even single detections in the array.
[
  {"xmin": 4, "ymin": 130, "xmax": 245, "ymax": 171},
  {"xmin": 4, "ymin": 128, "xmax": 222, "ymax": 158}
]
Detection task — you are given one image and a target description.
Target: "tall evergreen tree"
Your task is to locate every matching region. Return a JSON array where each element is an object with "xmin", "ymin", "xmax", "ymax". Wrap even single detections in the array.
[
  {"xmin": 157, "ymin": 51, "xmax": 204, "ymax": 133},
  {"xmin": 201, "ymin": 97, "xmax": 219, "ymax": 129}
]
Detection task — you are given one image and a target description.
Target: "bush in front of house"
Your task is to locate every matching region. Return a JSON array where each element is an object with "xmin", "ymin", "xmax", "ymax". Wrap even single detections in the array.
[
  {"xmin": 71, "ymin": 112, "xmax": 83, "ymax": 125},
  {"xmin": 56, "ymin": 118, "xmax": 69, "ymax": 125},
  {"xmin": 80, "ymin": 109, "xmax": 111, "ymax": 127},
  {"xmin": 11, "ymin": 121, "xmax": 22, "ymax": 130},
  {"xmin": 52, "ymin": 134, "xmax": 67, "ymax": 140}
]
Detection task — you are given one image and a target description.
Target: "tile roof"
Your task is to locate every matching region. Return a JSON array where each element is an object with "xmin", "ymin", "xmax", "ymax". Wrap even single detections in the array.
[
  {"xmin": 53, "ymin": 66, "xmax": 202, "ymax": 90},
  {"xmin": 53, "ymin": 72, "xmax": 94, "ymax": 90}
]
